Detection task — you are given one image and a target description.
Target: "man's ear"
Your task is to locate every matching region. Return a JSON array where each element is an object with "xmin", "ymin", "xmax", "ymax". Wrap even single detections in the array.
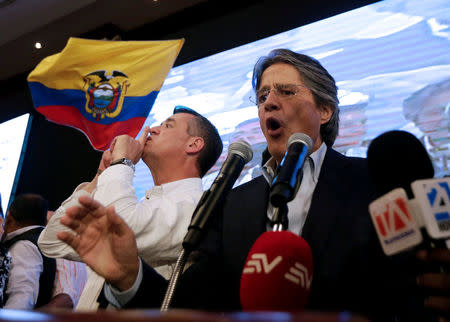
[
  {"xmin": 320, "ymin": 105, "xmax": 333, "ymax": 125},
  {"xmin": 186, "ymin": 137, "xmax": 204, "ymax": 155},
  {"xmin": 3, "ymin": 212, "xmax": 15, "ymax": 234}
]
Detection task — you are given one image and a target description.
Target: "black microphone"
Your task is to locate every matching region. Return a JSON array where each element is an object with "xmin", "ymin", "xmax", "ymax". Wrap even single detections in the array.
[
  {"xmin": 270, "ymin": 133, "xmax": 314, "ymax": 208},
  {"xmin": 367, "ymin": 130, "xmax": 434, "ymax": 199},
  {"xmin": 183, "ymin": 140, "xmax": 253, "ymax": 251}
]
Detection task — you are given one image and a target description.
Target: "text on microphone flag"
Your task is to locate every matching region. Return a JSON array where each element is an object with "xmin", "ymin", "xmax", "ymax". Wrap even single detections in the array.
[
  {"xmin": 412, "ymin": 177, "xmax": 450, "ymax": 239},
  {"xmin": 243, "ymin": 254, "xmax": 282, "ymax": 274},
  {"xmin": 284, "ymin": 262, "xmax": 312, "ymax": 290},
  {"xmin": 27, "ymin": 37, "xmax": 184, "ymax": 151},
  {"xmin": 369, "ymin": 188, "xmax": 423, "ymax": 255},
  {"xmin": 374, "ymin": 197, "xmax": 410, "ymax": 236},
  {"xmin": 240, "ymin": 231, "xmax": 313, "ymax": 311},
  {"xmin": 242, "ymin": 254, "xmax": 312, "ymax": 289}
]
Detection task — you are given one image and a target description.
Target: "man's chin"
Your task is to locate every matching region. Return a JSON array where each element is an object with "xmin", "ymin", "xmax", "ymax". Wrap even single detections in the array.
[
  {"xmin": 141, "ymin": 153, "xmax": 151, "ymax": 164},
  {"xmin": 266, "ymin": 144, "xmax": 286, "ymax": 163},
  {"xmin": 267, "ymin": 133, "xmax": 287, "ymax": 146}
]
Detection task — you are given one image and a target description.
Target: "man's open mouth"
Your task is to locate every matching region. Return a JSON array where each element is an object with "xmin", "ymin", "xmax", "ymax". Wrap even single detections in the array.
[{"xmin": 266, "ymin": 117, "xmax": 282, "ymax": 135}]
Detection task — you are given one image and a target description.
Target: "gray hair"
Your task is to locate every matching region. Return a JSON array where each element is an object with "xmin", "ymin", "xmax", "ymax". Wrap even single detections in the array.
[{"xmin": 252, "ymin": 48, "xmax": 340, "ymax": 147}]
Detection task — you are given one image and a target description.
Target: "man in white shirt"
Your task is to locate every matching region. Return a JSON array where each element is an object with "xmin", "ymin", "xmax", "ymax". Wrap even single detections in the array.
[
  {"xmin": 38, "ymin": 106, "xmax": 223, "ymax": 310},
  {"xmin": 3, "ymin": 194, "xmax": 55, "ymax": 309}
]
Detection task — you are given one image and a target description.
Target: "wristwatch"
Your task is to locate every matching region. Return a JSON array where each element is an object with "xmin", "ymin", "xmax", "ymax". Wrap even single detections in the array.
[{"xmin": 110, "ymin": 158, "xmax": 135, "ymax": 172}]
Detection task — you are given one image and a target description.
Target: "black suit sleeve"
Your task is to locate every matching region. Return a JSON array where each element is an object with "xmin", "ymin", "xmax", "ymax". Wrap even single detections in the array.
[
  {"xmin": 124, "ymin": 260, "xmax": 168, "ymax": 308},
  {"xmin": 124, "ymin": 253, "xmax": 227, "ymax": 310}
]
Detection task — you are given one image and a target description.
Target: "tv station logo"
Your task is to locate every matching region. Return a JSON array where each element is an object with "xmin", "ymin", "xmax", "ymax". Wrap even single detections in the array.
[
  {"xmin": 284, "ymin": 262, "xmax": 312, "ymax": 289},
  {"xmin": 242, "ymin": 254, "xmax": 282, "ymax": 274},
  {"xmin": 412, "ymin": 177, "xmax": 450, "ymax": 240},
  {"xmin": 369, "ymin": 188, "xmax": 422, "ymax": 255}
]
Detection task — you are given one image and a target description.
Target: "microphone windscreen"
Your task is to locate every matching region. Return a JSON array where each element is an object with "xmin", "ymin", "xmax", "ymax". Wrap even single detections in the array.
[
  {"xmin": 367, "ymin": 130, "xmax": 434, "ymax": 198},
  {"xmin": 240, "ymin": 231, "xmax": 313, "ymax": 311},
  {"xmin": 287, "ymin": 133, "xmax": 314, "ymax": 155},
  {"xmin": 229, "ymin": 140, "xmax": 253, "ymax": 163}
]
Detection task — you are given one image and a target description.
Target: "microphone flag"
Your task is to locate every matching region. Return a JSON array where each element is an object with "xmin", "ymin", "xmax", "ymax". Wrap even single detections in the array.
[
  {"xmin": 27, "ymin": 37, "xmax": 184, "ymax": 150},
  {"xmin": 369, "ymin": 188, "xmax": 423, "ymax": 255},
  {"xmin": 411, "ymin": 177, "xmax": 450, "ymax": 240}
]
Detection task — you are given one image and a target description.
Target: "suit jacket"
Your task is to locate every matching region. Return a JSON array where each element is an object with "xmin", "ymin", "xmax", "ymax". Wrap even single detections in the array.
[{"xmin": 129, "ymin": 149, "xmax": 426, "ymax": 320}]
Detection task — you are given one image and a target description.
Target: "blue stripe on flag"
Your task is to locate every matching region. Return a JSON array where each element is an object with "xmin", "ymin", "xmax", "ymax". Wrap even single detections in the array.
[{"xmin": 29, "ymin": 82, "xmax": 158, "ymax": 125}]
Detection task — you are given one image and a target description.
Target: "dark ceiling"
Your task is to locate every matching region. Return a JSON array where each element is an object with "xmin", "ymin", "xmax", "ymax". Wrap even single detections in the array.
[{"xmin": 0, "ymin": 0, "xmax": 208, "ymax": 81}]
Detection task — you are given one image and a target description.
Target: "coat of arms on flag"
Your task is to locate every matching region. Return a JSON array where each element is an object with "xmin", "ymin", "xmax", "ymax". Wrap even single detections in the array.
[{"xmin": 27, "ymin": 37, "xmax": 184, "ymax": 150}]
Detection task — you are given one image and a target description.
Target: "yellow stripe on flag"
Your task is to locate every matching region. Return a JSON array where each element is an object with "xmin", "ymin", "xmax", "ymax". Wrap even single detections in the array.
[{"xmin": 28, "ymin": 37, "xmax": 184, "ymax": 96}]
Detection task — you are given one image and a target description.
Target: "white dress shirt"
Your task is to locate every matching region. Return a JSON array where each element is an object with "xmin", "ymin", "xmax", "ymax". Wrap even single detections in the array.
[
  {"xmin": 4, "ymin": 225, "xmax": 44, "ymax": 309},
  {"xmin": 38, "ymin": 164, "xmax": 204, "ymax": 310}
]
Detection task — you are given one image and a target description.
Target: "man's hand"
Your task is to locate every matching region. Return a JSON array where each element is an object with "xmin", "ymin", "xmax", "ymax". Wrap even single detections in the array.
[
  {"xmin": 416, "ymin": 248, "xmax": 450, "ymax": 319},
  {"xmin": 110, "ymin": 127, "xmax": 150, "ymax": 164},
  {"xmin": 57, "ymin": 196, "xmax": 140, "ymax": 291},
  {"xmin": 98, "ymin": 149, "xmax": 113, "ymax": 174},
  {"xmin": 39, "ymin": 293, "xmax": 73, "ymax": 310}
]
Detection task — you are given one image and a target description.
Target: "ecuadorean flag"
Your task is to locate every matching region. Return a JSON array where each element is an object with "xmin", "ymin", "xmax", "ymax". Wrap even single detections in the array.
[{"xmin": 28, "ymin": 37, "xmax": 184, "ymax": 150}]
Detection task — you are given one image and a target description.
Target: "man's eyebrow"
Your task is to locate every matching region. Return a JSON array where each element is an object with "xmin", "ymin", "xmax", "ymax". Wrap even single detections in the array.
[
  {"xmin": 258, "ymin": 83, "xmax": 283, "ymax": 92},
  {"xmin": 259, "ymin": 83, "xmax": 294, "ymax": 91},
  {"xmin": 161, "ymin": 117, "xmax": 176, "ymax": 125},
  {"xmin": 258, "ymin": 85, "xmax": 271, "ymax": 91}
]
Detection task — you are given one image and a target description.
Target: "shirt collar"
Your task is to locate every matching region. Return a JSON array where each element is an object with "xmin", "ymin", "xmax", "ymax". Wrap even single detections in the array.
[
  {"xmin": 4, "ymin": 225, "xmax": 43, "ymax": 241},
  {"xmin": 262, "ymin": 142, "xmax": 327, "ymax": 185},
  {"xmin": 311, "ymin": 142, "xmax": 327, "ymax": 184},
  {"xmin": 145, "ymin": 177, "xmax": 203, "ymax": 199}
]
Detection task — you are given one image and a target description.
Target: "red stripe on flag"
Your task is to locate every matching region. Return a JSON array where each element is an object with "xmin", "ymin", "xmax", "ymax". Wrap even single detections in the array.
[{"xmin": 37, "ymin": 105, "xmax": 146, "ymax": 150}]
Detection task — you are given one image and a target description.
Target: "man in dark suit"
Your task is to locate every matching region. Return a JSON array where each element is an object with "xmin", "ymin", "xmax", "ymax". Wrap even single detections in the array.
[{"xmin": 56, "ymin": 49, "xmax": 440, "ymax": 320}]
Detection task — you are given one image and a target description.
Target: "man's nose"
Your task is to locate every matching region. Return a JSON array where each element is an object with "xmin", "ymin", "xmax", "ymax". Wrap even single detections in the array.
[
  {"xmin": 150, "ymin": 126, "xmax": 160, "ymax": 135},
  {"xmin": 263, "ymin": 90, "xmax": 281, "ymax": 111}
]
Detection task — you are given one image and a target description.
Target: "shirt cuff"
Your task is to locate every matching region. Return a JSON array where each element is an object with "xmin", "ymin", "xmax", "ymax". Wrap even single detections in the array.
[
  {"xmin": 98, "ymin": 164, "xmax": 134, "ymax": 186},
  {"xmin": 103, "ymin": 259, "xmax": 143, "ymax": 308}
]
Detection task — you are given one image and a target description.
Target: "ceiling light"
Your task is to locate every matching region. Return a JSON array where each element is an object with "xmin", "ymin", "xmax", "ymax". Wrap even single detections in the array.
[{"xmin": 35, "ymin": 42, "xmax": 42, "ymax": 49}]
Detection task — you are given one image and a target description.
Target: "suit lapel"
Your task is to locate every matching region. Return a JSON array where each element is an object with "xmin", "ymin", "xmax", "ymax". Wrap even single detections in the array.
[
  {"xmin": 223, "ymin": 176, "xmax": 269, "ymax": 266},
  {"xmin": 302, "ymin": 149, "xmax": 348, "ymax": 257},
  {"xmin": 239, "ymin": 176, "xmax": 270, "ymax": 244}
]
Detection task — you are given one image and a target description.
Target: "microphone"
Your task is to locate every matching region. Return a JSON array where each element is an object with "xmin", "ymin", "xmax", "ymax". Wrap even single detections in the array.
[
  {"xmin": 367, "ymin": 130, "xmax": 449, "ymax": 256},
  {"xmin": 367, "ymin": 130, "xmax": 434, "ymax": 199},
  {"xmin": 240, "ymin": 231, "xmax": 313, "ymax": 311},
  {"xmin": 183, "ymin": 140, "xmax": 253, "ymax": 251},
  {"xmin": 270, "ymin": 133, "xmax": 314, "ymax": 208}
]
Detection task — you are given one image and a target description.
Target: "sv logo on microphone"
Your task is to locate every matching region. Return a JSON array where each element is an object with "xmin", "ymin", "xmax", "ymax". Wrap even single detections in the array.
[
  {"xmin": 284, "ymin": 262, "xmax": 312, "ymax": 289},
  {"xmin": 243, "ymin": 254, "xmax": 282, "ymax": 274}
]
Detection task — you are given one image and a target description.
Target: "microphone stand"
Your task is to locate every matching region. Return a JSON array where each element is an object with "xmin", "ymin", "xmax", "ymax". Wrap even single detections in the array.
[
  {"xmin": 272, "ymin": 204, "xmax": 289, "ymax": 231},
  {"xmin": 160, "ymin": 249, "xmax": 189, "ymax": 312}
]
